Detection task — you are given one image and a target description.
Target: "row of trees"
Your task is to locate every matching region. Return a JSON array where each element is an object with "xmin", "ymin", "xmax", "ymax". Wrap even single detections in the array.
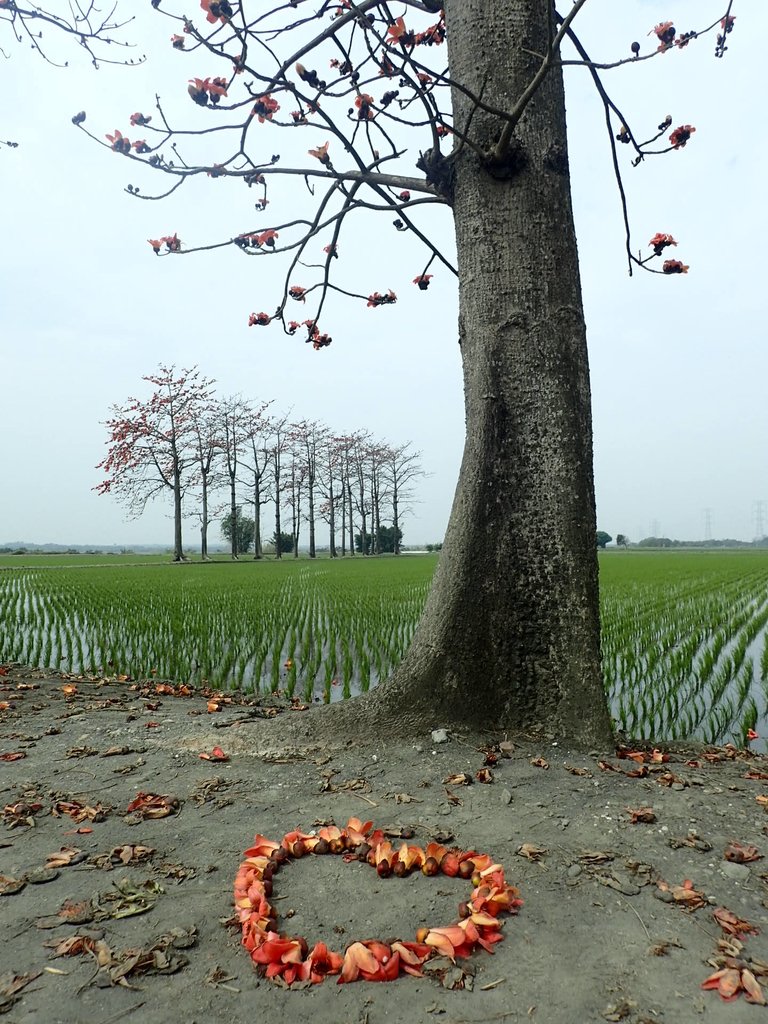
[{"xmin": 95, "ymin": 365, "xmax": 424, "ymax": 561}]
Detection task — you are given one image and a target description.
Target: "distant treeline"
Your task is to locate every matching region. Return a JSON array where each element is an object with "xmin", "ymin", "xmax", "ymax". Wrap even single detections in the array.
[{"xmin": 634, "ymin": 537, "xmax": 768, "ymax": 549}]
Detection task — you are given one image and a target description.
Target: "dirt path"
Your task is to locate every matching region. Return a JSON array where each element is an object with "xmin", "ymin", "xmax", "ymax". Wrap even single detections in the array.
[{"xmin": 2, "ymin": 666, "xmax": 768, "ymax": 1023}]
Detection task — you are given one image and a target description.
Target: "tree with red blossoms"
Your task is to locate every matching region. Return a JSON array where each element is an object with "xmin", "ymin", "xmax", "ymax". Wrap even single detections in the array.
[
  {"xmin": 96, "ymin": 365, "xmax": 216, "ymax": 562},
  {"xmin": 85, "ymin": 2, "xmax": 738, "ymax": 745}
]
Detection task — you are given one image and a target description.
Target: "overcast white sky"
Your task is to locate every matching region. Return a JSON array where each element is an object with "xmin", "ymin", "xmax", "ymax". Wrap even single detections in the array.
[{"xmin": 1, "ymin": 1, "xmax": 765, "ymax": 549}]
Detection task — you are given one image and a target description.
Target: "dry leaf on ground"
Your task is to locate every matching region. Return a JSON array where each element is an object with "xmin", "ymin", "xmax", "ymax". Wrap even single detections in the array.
[
  {"xmin": 124, "ymin": 793, "xmax": 180, "ymax": 819},
  {"xmin": 517, "ymin": 843, "xmax": 547, "ymax": 862},
  {"xmin": 45, "ymin": 846, "xmax": 87, "ymax": 869},
  {"xmin": 724, "ymin": 841, "xmax": 762, "ymax": 864},
  {"xmin": 713, "ymin": 906, "xmax": 760, "ymax": 937},
  {"xmin": 657, "ymin": 878, "xmax": 708, "ymax": 911},
  {"xmin": 3, "ymin": 801, "xmax": 43, "ymax": 829},
  {"xmin": 0, "ymin": 874, "xmax": 26, "ymax": 895},
  {"xmin": 52, "ymin": 800, "xmax": 108, "ymax": 823},
  {"xmin": 0, "ymin": 971, "xmax": 42, "ymax": 1013},
  {"xmin": 626, "ymin": 807, "xmax": 656, "ymax": 824}
]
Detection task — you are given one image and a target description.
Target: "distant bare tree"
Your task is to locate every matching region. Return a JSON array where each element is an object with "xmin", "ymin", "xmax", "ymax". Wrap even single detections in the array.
[
  {"xmin": 96, "ymin": 365, "xmax": 215, "ymax": 561},
  {"xmin": 385, "ymin": 443, "xmax": 425, "ymax": 556}
]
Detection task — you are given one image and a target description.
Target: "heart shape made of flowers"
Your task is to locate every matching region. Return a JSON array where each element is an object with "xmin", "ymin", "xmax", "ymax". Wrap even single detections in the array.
[{"xmin": 234, "ymin": 817, "xmax": 523, "ymax": 985}]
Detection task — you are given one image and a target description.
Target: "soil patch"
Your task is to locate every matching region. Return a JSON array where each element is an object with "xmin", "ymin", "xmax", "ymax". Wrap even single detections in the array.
[{"xmin": 2, "ymin": 666, "xmax": 768, "ymax": 1022}]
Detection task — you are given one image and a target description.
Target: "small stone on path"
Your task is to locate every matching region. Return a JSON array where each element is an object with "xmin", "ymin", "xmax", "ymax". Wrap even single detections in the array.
[{"xmin": 720, "ymin": 860, "xmax": 750, "ymax": 882}]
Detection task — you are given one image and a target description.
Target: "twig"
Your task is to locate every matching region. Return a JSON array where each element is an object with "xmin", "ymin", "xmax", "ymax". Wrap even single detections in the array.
[
  {"xmin": 351, "ymin": 792, "xmax": 378, "ymax": 807},
  {"xmin": 480, "ymin": 977, "xmax": 507, "ymax": 991},
  {"xmin": 95, "ymin": 1003, "xmax": 146, "ymax": 1024},
  {"xmin": 451, "ymin": 1013, "xmax": 519, "ymax": 1023},
  {"xmin": 617, "ymin": 893, "xmax": 651, "ymax": 940}
]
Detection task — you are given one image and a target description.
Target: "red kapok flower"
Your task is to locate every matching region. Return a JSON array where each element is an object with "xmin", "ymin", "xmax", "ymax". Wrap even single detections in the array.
[
  {"xmin": 256, "ymin": 229, "xmax": 278, "ymax": 248},
  {"xmin": 288, "ymin": 286, "xmax": 307, "ymax": 302},
  {"xmin": 132, "ymin": 140, "xmax": 151, "ymax": 154},
  {"xmin": 201, "ymin": 0, "xmax": 233, "ymax": 24},
  {"xmin": 160, "ymin": 233, "xmax": 181, "ymax": 252},
  {"xmin": 355, "ymin": 94, "xmax": 375, "ymax": 120},
  {"xmin": 702, "ymin": 966, "xmax": 766, "ymax": 1005},
  {"xmin": 252, "ymin": 95, "xmax": 280, "ymax": 123},
  {"xmin": 650, "ymin": 21, "xmax": 676, "ymax": 48},
  {"xmin": 188, "ymin": 77, "xmax": 228, "ymax": 106},
  {"xmin": 399, "ymin": 190, "xmax": 411, "ymax": 201},
  {"xmin": 721, "ymin": 16, "xmax": 736, "ymax": 31},
  {"xmin": 662, "ymin": 259, "xmax": 689, "ymax": 274},
  {"xmin": 249, "ymin": 312, "xmax": 271, "ymax": 326},
  {"xmin": 323, "ymin": 244, "xmax": 337, "ymax": 257},
  {"xmin": 669, "ymin": 124, "xmax": 695, "ymax": 148},
  {"xmin": 367, "ymin": 290, "xmax": 397, "ymax": 308},
  {"xmin": 308, "ymin": 142, "xmax": 330, "ymax": 164},
  {"xmin": 171, "ymin": 34, "xmax": 185, "ymax": 49},
  {"xmin": 387, "ymin": 17, "xmax": 407, "ymax": 44},
  {"xmin": 387, "ymin": 17, "xmax": 416, "ymax": 46},
  {"xmin": 188, "ymin": 79, "xmax": 209, "ymax": 105},
  {"xmin": 105, "ymin": 129, "xmax": 131, "ymax": 154},
  {"xmin": 287, "ymin": 321, "xmax": 301, "ymax": 335},
  {"xmin": 413, "ymin": 274, "xmax": 432, "ymax": 290},
  {"xmin": 130, "ymin": 112, "xmax": 151, "ymax": 127},
  {"xmin": 148, "ymin": 239, "xmax": 163, "ymax": 254},
  {"xmin": 648, "ymin": 233, "xmax": 677, "ymax": 255}
]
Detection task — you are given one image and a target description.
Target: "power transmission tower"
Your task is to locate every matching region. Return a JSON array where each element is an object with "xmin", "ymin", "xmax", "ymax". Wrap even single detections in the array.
[
  {"xmin": 754, "ymin": 500, "xmax": 766, "ymax": 541},
  {"xmin": 703, "ymin": 507, "xmax": 712, "ymax": 542}
]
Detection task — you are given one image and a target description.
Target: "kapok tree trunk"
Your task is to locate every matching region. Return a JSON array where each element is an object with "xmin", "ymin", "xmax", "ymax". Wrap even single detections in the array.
[
  {"xmin": 307, "ymin": 0, "xmax": 612, "ymax": 748},
  {"xmin": 172, "ymin": 466, "xmax": 184, "ymax": 562},
  {"xmin": 229, "ymin": 482, "xmax": 239, "ymax": 560},
  {"xmin": 392, "ymin": 484, "xmax": 400, "ymax": 556},
  {"xmin": 253, "ymin": 478, "xmax": 262, "ymax": 559},
  {"xmin": 308, "ymin": 475, "xmax": 316, "ymax": 559},
  {"xmin": 347, "ymin": 482, "xmax": 354, "ymax": 557},
  {"xmin": 375, "ymin": 0, "xmax": 610, "ymax": 745},
  {"xmin": 200, "ymin": 470, "xmax": 209, "ymax": 560}
]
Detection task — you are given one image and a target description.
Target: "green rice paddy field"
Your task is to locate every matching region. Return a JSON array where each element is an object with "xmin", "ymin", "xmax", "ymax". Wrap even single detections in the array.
[{"xmin": 2, "ymin": 550, "xmax": 768, "ymax": 746}]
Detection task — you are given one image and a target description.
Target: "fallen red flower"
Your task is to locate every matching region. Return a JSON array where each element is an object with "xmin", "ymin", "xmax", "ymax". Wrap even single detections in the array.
[{"xmin": 199, "ymin": 746, "xmax": 229, "ymax": 762}]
